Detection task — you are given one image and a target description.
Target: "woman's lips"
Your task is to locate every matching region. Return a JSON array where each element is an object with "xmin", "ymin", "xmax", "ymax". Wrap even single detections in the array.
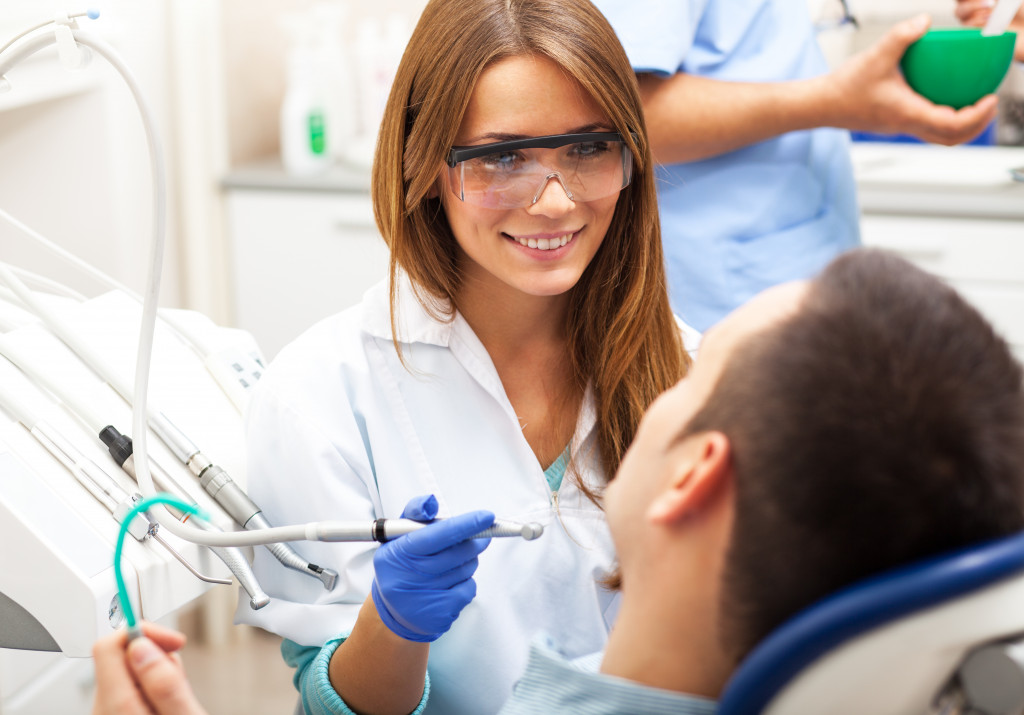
[{"xmin": 504, "ymin": 230, "xmax": 579, "ymax": 251}]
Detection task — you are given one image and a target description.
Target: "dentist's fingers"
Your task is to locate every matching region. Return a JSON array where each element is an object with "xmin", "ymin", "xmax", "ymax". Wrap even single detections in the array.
[
  {"xmin": 92, "ymin": 631, "xmax": 151, "ymax": 715},
  {"xmin": 126, "ymin": 637, "xmax": 208, "ymax": 715},
  {"xmin": 955, "ymin": 0, "xmax": 994, "ymax": 25},
  {"xmin": 400, "ymin": 494, "xmax": 440, "ymax": 522},
  {"xmin": 91, "ymin": 624, "xmax": 190, "ymax": 715}
]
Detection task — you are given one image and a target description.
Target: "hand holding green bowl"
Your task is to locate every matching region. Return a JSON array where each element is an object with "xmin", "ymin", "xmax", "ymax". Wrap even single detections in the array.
[{"xmin": 900, "ymin": 28, "xmax": 1017, "ymax": 109}]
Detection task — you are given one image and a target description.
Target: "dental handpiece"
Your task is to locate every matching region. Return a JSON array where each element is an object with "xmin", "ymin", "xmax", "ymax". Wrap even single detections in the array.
[
  {"xmin": 100, "ymin": 426, "xmax": 271, "ymax": 609},
  {"xmin": 184, "ymin": 451, "xmax": 339, "ymax": 591},
  {"xmin": 315, "ymin": 518, "xmax": 545, "ymax": 543},
  {"xmin": 148, "ymin": 413, "xmax": 338, "ymax": 591},
  {"xmin": 189, "ymin": 517, "xmax": 271, "ymax": 609}
]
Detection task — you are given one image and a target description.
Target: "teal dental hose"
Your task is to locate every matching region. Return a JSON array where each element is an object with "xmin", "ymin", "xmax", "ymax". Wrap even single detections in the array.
[{"xmin": 115, "ymin": 493, "xmax": 210, "ymax": 634}]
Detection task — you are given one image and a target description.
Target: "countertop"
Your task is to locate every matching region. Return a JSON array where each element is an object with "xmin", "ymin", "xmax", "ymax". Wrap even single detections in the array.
[
  {"xmin": 851, "ymin": 142, "xmax": 1024, "ymax": 219},
  {"xmin": 221, "ymin": 156, "xmax": 371, "ymax": 194}
]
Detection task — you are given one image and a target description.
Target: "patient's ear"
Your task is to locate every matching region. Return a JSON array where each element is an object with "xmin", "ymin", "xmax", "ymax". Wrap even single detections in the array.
[{"xmin": 647, "ymin": 431, "xmax": 731, "ymax": 524}]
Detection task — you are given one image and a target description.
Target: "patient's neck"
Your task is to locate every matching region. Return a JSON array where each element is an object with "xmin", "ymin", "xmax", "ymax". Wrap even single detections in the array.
[
  {"xmin": 601, "ymin": 583, "xmax": 731, "ymax": 698},
  {"xmin": 600, "ymin": 540, "xmax": 732, "ymax": 698}
]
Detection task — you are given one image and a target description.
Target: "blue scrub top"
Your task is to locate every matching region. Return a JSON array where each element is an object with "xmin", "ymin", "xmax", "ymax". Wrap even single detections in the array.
[{"xmin": 594, "ymin": 0, "xmax": 861, "ymax": 331}]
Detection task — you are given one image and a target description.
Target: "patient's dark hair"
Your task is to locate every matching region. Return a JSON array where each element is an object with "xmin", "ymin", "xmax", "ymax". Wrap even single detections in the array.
[{"xmin": 688, "ymin": 249, "xmax": 1024, "ymax": 663}]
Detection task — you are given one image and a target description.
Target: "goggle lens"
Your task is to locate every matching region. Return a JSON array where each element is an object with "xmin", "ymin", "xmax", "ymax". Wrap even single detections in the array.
[{"xmin": 447, "ymin": 133, "xmax": 633, "ymax": 209}]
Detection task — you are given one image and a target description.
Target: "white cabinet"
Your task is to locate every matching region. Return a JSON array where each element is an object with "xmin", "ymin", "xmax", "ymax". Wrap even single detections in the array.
[
  {"xmin": 224, "ymin": 166, "xmax": 390, "ymax": 359},
  {"xmin": 861, "ymin": 215, "xmax": 1024, "ymax": 353},
  {"xmin": 854, "ymin": 143, "xmax": 1024, "ymax": 360},
  {"xmin": 0, "ymin": 650, "xmax": 95, "ymax": 715}
]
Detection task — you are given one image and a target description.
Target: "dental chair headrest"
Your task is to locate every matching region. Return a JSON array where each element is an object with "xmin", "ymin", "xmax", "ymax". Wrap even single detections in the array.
[{"xmin": 718, "ymin": 531, "xmax": 1024, "ymax": 715}]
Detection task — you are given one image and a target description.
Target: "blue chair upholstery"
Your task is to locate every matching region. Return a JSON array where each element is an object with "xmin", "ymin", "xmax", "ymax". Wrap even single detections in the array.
[{"xmin": 718, "ymin": 531, "xmax": 1024, "ymax": 715}]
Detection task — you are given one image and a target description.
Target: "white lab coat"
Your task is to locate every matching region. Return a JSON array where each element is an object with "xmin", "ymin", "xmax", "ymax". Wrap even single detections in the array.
[{"xmin": 236, "ymin": 277, "xmax": 627, "ymax": 714}]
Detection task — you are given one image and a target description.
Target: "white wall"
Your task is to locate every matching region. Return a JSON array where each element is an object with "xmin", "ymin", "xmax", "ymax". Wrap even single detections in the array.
[
  {"xmin": 0, "ymin": 2, "xmax": 184, "ymax": 306},
  {"xmin": 220, "ymin": 0, "xmax": 428, "ymax": 166}
]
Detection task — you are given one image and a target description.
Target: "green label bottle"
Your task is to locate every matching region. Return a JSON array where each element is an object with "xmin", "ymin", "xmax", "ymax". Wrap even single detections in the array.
[{"xmin": 308, "ymin": 110, "xmax": 326, "ymax": 155}]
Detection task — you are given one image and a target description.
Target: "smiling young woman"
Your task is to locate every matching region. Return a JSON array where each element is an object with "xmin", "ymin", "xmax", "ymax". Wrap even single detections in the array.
[{"xmin": 375, "ymin": 0, "xmax": 689, "ymax": 486}]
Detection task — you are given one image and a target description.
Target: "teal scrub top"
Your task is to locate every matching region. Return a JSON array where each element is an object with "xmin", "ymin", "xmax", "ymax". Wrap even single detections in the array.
[{"xmin": 594, "ymin": 0, "xmax": 861, "ymax": 331}]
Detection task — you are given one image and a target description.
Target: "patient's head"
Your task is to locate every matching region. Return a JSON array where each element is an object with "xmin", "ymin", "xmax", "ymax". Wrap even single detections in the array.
[
  {"xmin": 608, "ymin": 249, "xmax": 1024, "ymax": 670},
  {"xmin": 711, "ymin": 249, "xmax": 1024, "ymax": 661}
]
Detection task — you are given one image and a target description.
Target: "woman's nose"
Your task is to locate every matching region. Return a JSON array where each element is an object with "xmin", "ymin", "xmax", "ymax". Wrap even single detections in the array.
[{"xmin": 526, "ymin": 173, "xmax": 575, "ymax": 216}]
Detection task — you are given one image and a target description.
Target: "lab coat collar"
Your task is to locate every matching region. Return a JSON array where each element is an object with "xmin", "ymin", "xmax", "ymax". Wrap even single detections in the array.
[
  {"xmin": 360, "ymin": 272, "xmax": 455, "ymax": 347},
  {"xmin": 360, "ymin": 273, "xmax": 598, "ymax": 443}
]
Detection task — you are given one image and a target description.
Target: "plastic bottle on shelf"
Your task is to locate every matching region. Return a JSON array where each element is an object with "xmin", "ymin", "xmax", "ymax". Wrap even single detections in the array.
[
  {"xmin": 280, "ymin": 18, "xmax": 331, "ymax": 176},
  {"xmin": 308, "ymin": 2, "xmax": 357, "ymax": 168}
]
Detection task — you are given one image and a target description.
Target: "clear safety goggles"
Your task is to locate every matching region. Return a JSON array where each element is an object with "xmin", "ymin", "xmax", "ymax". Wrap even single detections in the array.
[{"xmin": 445, "ymin": 132, "xmax": 635, "ymax": 210}]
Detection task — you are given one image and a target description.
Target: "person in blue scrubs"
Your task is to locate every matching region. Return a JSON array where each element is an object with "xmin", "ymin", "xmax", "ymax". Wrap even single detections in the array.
[{"xmin": 591, "ymin": 0, "xmax": 1000, "ymax": 331}]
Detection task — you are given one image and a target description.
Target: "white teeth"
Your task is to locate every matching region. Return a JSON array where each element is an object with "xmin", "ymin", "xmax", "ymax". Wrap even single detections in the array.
[{"xmin": 513, "ymin": 233, "xmax": 574, "ymax": 250}]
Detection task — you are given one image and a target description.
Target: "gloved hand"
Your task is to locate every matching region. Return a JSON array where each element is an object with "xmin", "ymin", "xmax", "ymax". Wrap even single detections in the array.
[{"xmin": 371, "ymin": 494, "xmax": 495, "ymax": 642}]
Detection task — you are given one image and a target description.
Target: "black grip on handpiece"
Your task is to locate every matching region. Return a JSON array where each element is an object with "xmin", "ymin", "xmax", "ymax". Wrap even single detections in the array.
[{"xmin": 99, "ymin": 425, "xmax": 133, "ymax": 467}]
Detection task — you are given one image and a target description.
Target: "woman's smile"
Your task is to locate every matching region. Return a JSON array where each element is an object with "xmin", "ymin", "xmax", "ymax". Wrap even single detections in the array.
[{"xmin": 503, "ymin": 229, "xmax": 580, "ymax": 253}]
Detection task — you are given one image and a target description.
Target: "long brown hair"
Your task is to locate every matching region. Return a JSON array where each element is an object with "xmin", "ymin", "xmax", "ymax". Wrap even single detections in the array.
[{"xmin": 371, "ymin": 0, "xmax": 689, "ymax": 493}]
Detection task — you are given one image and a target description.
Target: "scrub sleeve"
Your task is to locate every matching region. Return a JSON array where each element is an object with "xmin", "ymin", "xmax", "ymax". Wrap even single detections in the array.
[{"xmin": 283, "ymin": 638, "xmax": 429, "ymax": 715}]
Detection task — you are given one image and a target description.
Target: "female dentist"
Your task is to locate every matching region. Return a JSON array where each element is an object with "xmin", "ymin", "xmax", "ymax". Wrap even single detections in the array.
[{"xmin": 235, "ymin": 0, "xmax": 695, "ymax": 713}]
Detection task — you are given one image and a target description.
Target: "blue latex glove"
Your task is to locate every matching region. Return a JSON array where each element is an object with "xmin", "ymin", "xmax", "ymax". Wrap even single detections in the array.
[{"xmin": 371, "ymin": 495, "xmax": 495, "ymax": 642}]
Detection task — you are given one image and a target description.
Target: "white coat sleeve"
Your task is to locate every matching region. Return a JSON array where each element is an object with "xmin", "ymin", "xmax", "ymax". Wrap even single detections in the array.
[{"xmin": 235, "ymin": 350, "xmax": 383, "ymax": 648}]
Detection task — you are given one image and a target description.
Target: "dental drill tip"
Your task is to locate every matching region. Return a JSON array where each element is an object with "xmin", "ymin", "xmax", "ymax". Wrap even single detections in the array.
[
  {"xmin": 472, "ymin": 520, "xmax": 545, "ymax": 540},
  {"xmin": 376, "ymin": 518, "xmax": 545, "ymax": 541},
  {"xmin": 310, "ymin": 563, "xmax": 338, "ymax": 590},
  {"xmin": 520, "ymin": 523, "xmax": 544, "ymax": 540},
  {"xmin": 250, "ymin": 593, "xmax": 271, "ymax": 609}
]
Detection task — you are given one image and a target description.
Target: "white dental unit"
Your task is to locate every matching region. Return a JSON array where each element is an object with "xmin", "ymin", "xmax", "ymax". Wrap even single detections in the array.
[
  {"xmin": 0, "ymin": 276, "xmax": 270, "ymax": 712},
  {"xmin": 0, "ymin": 288, "xmax": 259, "ymax": 654},
  {"xmin": 0, "ymin": 8, "xmax": 272, "ymax": 711},
  {"xmin": 0, "ymin": 11, "xmax": 345, "ymax": 713}
]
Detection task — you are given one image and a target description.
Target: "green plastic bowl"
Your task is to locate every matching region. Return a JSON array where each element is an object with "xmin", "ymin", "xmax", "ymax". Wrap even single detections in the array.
[{"xmin": 900, "ymin": 28, "xmax": 1017, "ymax": 109}]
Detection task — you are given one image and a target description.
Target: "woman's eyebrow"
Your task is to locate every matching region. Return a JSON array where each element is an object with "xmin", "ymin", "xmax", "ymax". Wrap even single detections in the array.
[
  {"xmin": 469, "ymin": 132, "xmax": 530, "ymax": 143},
  {"xmin": 463, "ymin": 123, "xmax": 615, "ymax": 144}
]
